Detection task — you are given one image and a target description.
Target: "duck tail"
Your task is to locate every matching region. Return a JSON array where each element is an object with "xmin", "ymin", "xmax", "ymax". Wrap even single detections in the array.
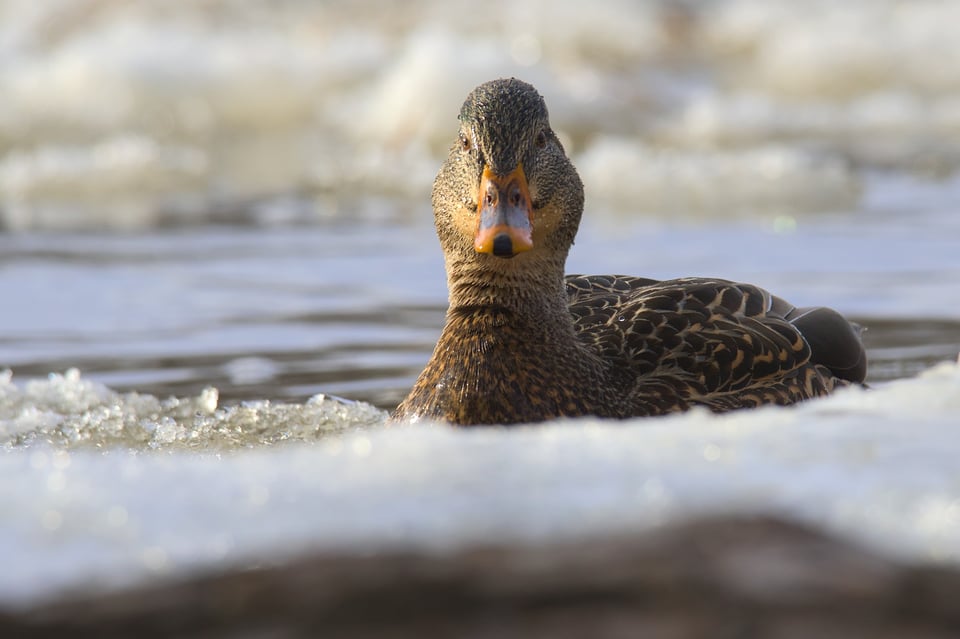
[{"xmin": 785, "ymin": 305, "xmax": 868, "ymax": 384}]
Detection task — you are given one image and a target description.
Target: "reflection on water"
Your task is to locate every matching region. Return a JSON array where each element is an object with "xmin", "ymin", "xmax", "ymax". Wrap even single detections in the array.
[
  {"xmin": 2, "ymin": 222, "xmax": 957, "ymax": 411},
  {"xmin": 863, "ymin": 319, "xmax": 960, "ymax": 383},
  {"xmin": 2, "ymin": 200, "xmax": 959, "ymax": 411},
  {"xmin": 6, "ymin": 309, "xmax": 958, "ymax": 412},
  {"xmin": 5, "ymin": 306, "xmax": 442, "ymax": 410}
]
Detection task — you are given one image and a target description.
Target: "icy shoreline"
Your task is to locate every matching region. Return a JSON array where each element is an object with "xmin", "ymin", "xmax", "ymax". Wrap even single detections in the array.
[{"xmin": 1, "ymin": 362, "xmax": 958, "ymax": 605}]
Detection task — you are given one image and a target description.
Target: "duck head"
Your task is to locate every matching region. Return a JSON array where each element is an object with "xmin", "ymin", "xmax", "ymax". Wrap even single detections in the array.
[{"xmin": 432, "ymin": 79, "xmax": 584, "ymax": 275}]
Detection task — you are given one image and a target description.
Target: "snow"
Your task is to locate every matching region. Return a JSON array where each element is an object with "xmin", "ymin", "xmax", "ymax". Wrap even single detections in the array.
[{"xmin": 1, "ymin": 363, "xmax": 958, "ymax": 606}]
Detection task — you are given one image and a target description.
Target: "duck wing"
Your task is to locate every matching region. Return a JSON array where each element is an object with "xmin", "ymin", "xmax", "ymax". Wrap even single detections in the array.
[{"xmin": 565, "ymin": 275, "xmax": 866, "ymax": 414}]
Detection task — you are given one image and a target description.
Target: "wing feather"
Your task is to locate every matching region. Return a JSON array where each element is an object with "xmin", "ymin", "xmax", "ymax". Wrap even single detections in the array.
[{"xmin": 565, "ymin": 275, "xmax": 859, "ymax": 413}]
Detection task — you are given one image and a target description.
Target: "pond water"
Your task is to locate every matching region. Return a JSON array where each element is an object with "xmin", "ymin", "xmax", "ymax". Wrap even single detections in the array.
[{"xmin": 0, "ymin": 0, "xmax": 959, "ymax": 608}]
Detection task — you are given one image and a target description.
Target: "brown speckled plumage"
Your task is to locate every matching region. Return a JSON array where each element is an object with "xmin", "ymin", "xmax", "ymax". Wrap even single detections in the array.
[{"xmin": 392, "ymin": 79, "xmax": 867, "ymax": 426}]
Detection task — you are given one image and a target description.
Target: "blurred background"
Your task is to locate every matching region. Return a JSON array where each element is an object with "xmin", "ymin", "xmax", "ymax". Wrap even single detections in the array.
[{"xmin": 1, "ymin": 0, "xmax": 959, "ymax": 409}]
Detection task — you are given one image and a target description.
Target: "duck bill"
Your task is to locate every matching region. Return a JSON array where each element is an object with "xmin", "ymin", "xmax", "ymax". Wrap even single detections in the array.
[{"xmin": 474, "ymin": 164, "xmax": 534, "ymax": 258}]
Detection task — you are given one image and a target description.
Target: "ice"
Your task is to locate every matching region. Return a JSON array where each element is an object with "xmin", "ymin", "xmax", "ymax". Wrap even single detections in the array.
[
  {"xmin": 577, "ymin": 138, "xmax": 860, "ymax": 216},
  {"xmin": 1, "ymin": 0, "xmax": 958, "ymax": 610},
  {"xmin": 0, "ymin": 369, "xmax": 386, "ymax": 450},
  {"xmin": 0, "ymin": 136, "xmax": 208, "ymax": 231},
  {"xmin": 1, "ymin": 363, "xmax": 959, "ymax": 605},
  {"xmin": 3, "ymin": 0, "xmax": 960, "ymax": 229},
  {"xmin": 707, "ymin": 1, "xmax": 960, "ymax": 96}
]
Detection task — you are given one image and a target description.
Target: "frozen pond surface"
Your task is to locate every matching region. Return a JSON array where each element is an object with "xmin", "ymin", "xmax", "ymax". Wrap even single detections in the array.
[{"xmin": 0, "ymin": 0, "xmax": 959, "ymax": 608}]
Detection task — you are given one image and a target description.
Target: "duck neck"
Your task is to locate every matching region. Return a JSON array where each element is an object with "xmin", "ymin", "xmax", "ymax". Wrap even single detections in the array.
[
  {"xmin": 444, "ymin": 251, "xmax": 572, "ymax": 333},
  {"xmin": 393, "ymin": 249, "xmax": 612, "ymax": 424}
]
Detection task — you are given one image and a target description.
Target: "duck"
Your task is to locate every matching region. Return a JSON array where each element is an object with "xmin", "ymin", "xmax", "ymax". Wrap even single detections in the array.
[{"xmin": 392, "ymin": 78, "xmax": 867, "ymax": 426}]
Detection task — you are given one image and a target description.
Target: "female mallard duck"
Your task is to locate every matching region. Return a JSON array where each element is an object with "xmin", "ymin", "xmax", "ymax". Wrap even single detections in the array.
[{"xmin": 393, "ymin": 78, "xmax": 867, "ymax": 426}]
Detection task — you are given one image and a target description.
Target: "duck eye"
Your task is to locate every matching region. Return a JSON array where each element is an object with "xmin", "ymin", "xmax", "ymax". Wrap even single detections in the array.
[
  {"xmin": 535, "ymin": 130, "xmax": 547, "ymax": 149},
  {"xmin": 459, "ymin": 131, "xmax": 472, "ymax": 152}
]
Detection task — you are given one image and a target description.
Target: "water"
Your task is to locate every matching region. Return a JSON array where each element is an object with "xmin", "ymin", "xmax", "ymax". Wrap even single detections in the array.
[
  {"xmin": 2, "ymin": 209, "xmax": 957, "ymax": 410},
  {"xmin": 1, "ymin": 0, "xmax": 959, "ymax": 608}
]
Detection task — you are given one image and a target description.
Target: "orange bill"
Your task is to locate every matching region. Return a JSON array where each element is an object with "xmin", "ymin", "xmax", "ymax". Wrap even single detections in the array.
[{"xmin": 474, "ymin": 164, "xmax": 534, "ymax": 258}]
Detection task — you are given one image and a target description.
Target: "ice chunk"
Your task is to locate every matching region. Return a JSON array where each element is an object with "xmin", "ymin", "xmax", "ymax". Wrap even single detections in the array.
[{"xmin": 0, "ymin": 370, "xmax": 386, "ymax": 451}]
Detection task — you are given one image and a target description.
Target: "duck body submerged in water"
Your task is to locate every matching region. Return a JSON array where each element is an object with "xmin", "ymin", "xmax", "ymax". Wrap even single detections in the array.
[{"xmin": 393, "ymin": 78, "xmax": 867, "ymax": 426}]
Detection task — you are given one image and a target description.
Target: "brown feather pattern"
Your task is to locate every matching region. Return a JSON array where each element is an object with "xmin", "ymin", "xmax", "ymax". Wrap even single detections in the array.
[
  {"xmin": 392, "ymin": 79, "xmax": 866, "ymax": 426},
  {"xmin": 565, "ymin": 275, "xmax": 844, "ymax": 415}
]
